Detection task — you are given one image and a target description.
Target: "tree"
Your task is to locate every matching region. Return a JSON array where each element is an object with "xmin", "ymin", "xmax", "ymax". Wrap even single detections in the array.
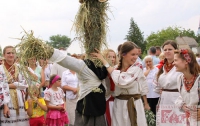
[
  {"xmin": 0, "ymin": 46, "xmax": 2, "ymax": 56},
  {"xmin": 46, "ymin": 34, "xmax": 71, "ymax": 49},
  {"xmin": 146, "ymin": 26, "xmax": 197, "ymax": 50},
  {"xmin": 125, "ymin": 18, "xmax": 146, "ymax": 53}
]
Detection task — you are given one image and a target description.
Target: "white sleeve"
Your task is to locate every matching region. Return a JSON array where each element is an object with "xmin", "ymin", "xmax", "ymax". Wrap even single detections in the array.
[
  {"xmin": 175, "ymin": 95, "xmax": 185, "ymax": 110},
  {"xmin": 139, "ymin": 74, "xmax": 148, "ymax": 96},
  {"xmin": 0, "ymin": 69, "xmax": 10, "ymax": 105},
  {"xmin": 61, "ymin": 71, "xmax": 68, "ymax": 87},
  {"xmin": 49, "ymin": 49, "xmax": 85, "ymax": 74},
  {"xmin": 153, "ymin": 75, "xmax": 161, "ymax": 93},
  {"xmin": 50, "ymin": 63, "xmax": 58, "ymax": 76},
  {"xmin": 111, "ymin": 66, "xmax": 144, "ymax": 88}
]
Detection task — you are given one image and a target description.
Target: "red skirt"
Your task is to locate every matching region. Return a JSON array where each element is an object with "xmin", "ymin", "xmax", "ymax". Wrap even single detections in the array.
[
  {"xmin": 29, "ymin": 116, "xmax": 45, "ymax": 126},
  {"xmin": 46, "ymin": 110, "xmax": 69, "ymax": 126}
]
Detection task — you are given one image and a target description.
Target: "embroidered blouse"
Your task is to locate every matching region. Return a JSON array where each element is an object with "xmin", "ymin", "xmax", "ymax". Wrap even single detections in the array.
[{"xmin": 44, "ymin": 87, "xmax": 65, "ymax": 106}]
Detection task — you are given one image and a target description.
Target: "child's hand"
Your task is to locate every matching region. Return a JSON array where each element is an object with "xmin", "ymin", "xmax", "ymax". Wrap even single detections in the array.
[
  {"xmin": 56, "ymin": 105, "xmax": 64, "ymax": 110},
  {"xmin": 28, "ymin": 99, "xmax": 33, "ymax": 106},
  {"xmin": 73, "ymin": 88, "xmax": 78, "ymax": 94}
]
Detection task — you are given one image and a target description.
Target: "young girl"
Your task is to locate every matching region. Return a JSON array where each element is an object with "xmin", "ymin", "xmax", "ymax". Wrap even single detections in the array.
[
  {"xmin": 174, "ymin": 49, "xmax": 200, "ymax": 125},
  {"xmin": 44, "ymin": 75, "xmax": 69, "ymax": 126},
  {"xmin": 25, "ymin": 84, "xmax": 47, "ymax": 126},
  {"xmin": 102, "ymin": 49, "xmax": 118, "ymax": 126},
  {"xmin": 92, "ymin": 41, "xmax": 150, "ymax": 126}
]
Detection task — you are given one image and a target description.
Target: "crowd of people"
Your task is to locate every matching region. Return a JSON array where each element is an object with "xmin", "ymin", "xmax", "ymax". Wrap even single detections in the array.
[{"xmin": 0, "ymin": 40, "xmax": 200, "ymax": 126}]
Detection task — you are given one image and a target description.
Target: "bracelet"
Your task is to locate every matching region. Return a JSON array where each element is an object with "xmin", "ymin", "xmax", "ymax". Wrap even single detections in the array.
[{"xmin": 104, "ymin": 63, "xmax": 110, "ymax": 68}]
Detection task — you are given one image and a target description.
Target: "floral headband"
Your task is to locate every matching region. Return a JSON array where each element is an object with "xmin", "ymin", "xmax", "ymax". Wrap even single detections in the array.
[{"xmin": 180, "ymin": 49, "xmax": 191, "ymax": 63}]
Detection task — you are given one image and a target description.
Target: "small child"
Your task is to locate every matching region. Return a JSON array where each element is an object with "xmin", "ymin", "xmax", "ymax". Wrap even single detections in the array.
[
  {"xmin": 25, "ymin": 84, "xmax": 47, "ymax": 126},
  {"xmin": 44, "ymin": 74, "xmax": 69, "ymax": 126}
]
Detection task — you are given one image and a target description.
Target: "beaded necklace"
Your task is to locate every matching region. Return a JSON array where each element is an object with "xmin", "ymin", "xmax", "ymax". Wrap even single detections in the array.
[
  {"xmin": 183, "ymin": 75, "xmax": 196, "ymax": 92},
  {"xmin": 164, "ymin": 61, "xmax": 174, "ymax": 73}
]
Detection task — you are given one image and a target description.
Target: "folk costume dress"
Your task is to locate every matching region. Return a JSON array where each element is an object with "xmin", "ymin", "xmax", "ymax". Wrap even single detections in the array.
[
  {"xmin": 154, "ymin": 66, "xmax": 183, "ymax": 125},
  {"xmin": 0, "ymin": 62, "xmax": 29, "ymax": 126},
  {"xmin": 111, "ymin": 61, "xmax": 148, "ymax": 126},
  {"xmin": 175, "ymin": 74, "xmax": 200, "ymax": 126},
  {"xmin": 49, "ymin": 49, "xmax": 108, "ymax": 126},
  {"xmin": 44, "ymin": 87, "xmax": 69, "ymax": 126},
  {"xmin": 61, "ymin": 69, "xmax": 79, "ymax": 126}
]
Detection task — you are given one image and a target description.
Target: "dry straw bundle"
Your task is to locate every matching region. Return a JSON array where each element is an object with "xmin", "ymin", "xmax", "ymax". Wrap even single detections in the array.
[
  {"xmin": 73, "ymin": 0, "xmax": 109, "ymax": 67},
  {"xmin": 15, "ymin": 29, "xmax": 53, "ymax": 83}
]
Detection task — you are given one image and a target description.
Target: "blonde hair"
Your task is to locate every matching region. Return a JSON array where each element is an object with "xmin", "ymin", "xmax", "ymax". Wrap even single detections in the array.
[
  {"xmin": 158, "ymin": 52, "xmax": 165, "ymax": 60},
  {"xmin": 143, "ymin": 55, "xmax": 152, "ymax": 62},
  {"xmin": 102, "ymin": 49, "xmax": 118, "ymax": 66}
]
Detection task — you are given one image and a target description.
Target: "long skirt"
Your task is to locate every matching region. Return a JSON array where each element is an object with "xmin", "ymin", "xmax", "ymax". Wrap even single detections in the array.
[
  {"xmin": 156, "ymin": 91, "xmax": 185, "ymax": 126},
  {"xmin": 74, "ymin": 111, "xmax": 107, "ymax": 126},
  {"xmin": 0, "ymin": 90, "xmax": 29, "ymax": 126},
  {"xmin": 112, "ymin": 98, "xmax": 147, "ymax": 126}
]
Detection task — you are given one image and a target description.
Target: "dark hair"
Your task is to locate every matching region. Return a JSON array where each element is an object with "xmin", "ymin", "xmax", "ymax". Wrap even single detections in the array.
[
  {"xmin": 149, "ymin": 46, "xmax": 156, "ymax": 54},
  {"xmin": 174, "ymin": 49, "xmax": 200, "ymax": 75},
  {"xmin": 155, "ymin": 46, "xmax": 161, "ymax": 51},
  {"xmin": 157, "ymin": 40, "xmax": 178, "ymax": 81},
  {"xmin": 117, "ymin": 41, "xmax": 138, "ymax": 70},
  {"xmin": 59, "ymin": 47, "xmax": 66, "ymax": 50},
  {"xmin": 117, "ymin": 44, "xmax": 122, "ymax": 53}
]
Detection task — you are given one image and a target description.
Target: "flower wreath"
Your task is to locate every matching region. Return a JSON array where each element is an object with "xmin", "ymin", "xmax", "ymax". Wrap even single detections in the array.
[{"xmin": 180, "ymin": 49, "xmax": 191, "ymax": 63}]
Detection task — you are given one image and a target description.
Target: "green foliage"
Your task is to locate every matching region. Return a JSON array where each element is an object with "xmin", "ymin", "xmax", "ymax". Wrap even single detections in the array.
[
  {"xmin": 145, "ymin": 110, "xmax": 156, "ymax": 126},
  {"xmin": 46, "ymin": 34, "xmax": 71, "ymax": 49},
  {"xmin": 146, "ymin": 26, "xmax": 197, "ymax": 50},
  {"xmin": 0, "ymin": 46, "xmax": 2, "ymax": 56},
  {"xmin": 125, "ymin": 18, "xmax": 145, "ymax": 53}
]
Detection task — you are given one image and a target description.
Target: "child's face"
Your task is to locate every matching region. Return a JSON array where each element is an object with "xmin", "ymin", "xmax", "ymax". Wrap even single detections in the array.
[{"xmin": 55, "ymin": 80, "xmax": 61, "ymax": 87}]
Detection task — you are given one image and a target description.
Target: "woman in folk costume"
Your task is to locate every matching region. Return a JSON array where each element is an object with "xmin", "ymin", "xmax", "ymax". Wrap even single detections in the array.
[
  {"xmin": 92, "ymin": 41, "xmax": 150, "ymax": 126},
  {"xmin": 102, "ymin": 49, "xmax": 118, "ymax": 126},
  {"xmin": 0, "ymin": 46, "xmax": 29, "ymax": 126},
  {"xmin": 154, "ymin": 40, "xmax": 183, "ymax": 125},
  {"xmin": 174, "ymin": 49, "xmax": 200, "ymax": 125}
]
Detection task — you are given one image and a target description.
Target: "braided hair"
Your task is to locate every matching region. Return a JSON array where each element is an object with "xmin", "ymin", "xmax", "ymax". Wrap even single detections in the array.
[{"xmin": 117, "ymin": 41, "xmax": 138, "ymax": 70}]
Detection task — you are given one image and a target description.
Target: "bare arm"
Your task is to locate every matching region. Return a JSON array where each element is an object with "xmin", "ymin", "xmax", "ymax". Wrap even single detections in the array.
[
  {"xmin": 45, "ymin": 100, "xmax": 64, "ymax": 110},
  {"xmin": 63, "ymin": 98, "xmax": 66, "ymax": 111},
  {"xmin": 62, "ymin": 85, "xmax": 77, "ymax": 94},
  {"xmin": 142, "ymin": 95, "xmax": 150, "ymax": 110},
  {"xmin": 143, "ymin": 67, "xmax": 150, "ymax": 77},
  {"xmin": 27, "ymin": 100, "xmax": 33, "ymax": 117},
  {"xmin": 40, "ymin": 69, "xmax": 45, "ymax": 88},
  {"xmin": 9, "ymin": 84, "xmax": 16, "ymax": 89}
]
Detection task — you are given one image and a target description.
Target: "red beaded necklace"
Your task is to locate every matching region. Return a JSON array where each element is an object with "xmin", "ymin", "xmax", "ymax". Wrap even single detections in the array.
[
  {"xmin": 183, "ymin": 75, "xmax": 196, "ymax": 92},
  {"xmin": 164, "ymin": 61, "xmax": 174, "ymax": 73}
]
